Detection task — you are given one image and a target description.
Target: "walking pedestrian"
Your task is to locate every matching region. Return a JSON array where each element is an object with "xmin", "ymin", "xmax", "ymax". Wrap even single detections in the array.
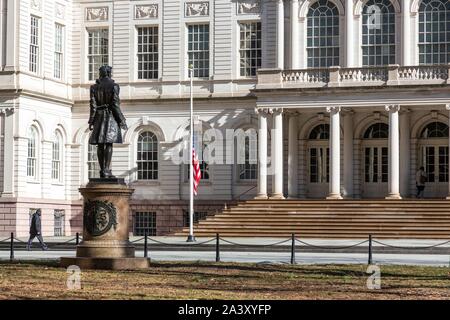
[
  {"xmin": 26, "ymin": 209, "xmax": 48, "ymax": 251},
  {"xmin": 416, "ymin": 166, "xmax": 427, "ymax": 199}
]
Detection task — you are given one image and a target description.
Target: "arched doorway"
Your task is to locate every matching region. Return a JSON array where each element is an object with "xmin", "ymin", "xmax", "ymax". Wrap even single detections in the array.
[
  {"xmin": 418, "ymin": 121, "xmax": 449, "ymax": 198},
  {"xmin": 362, "ymin": 123, "xmax": 389, "ymax": 198},
  {"xmin": 307, "ymin": 124, "xmax": 329, "ymax": 198}
]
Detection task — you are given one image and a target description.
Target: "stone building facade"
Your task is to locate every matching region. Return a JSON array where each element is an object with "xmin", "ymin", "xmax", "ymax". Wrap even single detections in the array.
[{"xmin": 0, "ymin": 0, "xmax": 449, "ymax": 236}]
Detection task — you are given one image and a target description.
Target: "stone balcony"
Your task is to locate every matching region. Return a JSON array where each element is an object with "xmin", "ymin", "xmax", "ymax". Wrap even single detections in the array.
[{"xmin": 256, "ymin": 64, "xmax": 450, "ymax": 90}]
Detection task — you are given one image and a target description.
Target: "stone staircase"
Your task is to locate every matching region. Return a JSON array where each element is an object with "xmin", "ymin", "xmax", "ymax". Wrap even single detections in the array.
[{"xmin": 174, "ymin": 199, "xmax": 450, "ymax": 239}]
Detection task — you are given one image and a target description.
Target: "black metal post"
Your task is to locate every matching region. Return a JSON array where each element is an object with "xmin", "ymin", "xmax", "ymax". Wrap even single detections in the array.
[
  {"xmin": 75, "ymin": 232, "xmax": 79, "ymax": 245},
  {"xmin": 291, "ymin": 233, "xmax": 296, "ymax": 265},
  {"xmin": 144, "ymin": 230, "xmax": 148, "ymax": 258},
  {"xmin": 9, "ymin": 232, "xmax": 14, "ymax": 262},
  {"xmin": 215, "ymin": 233, "xmax": 220, "ymax": 262},
  {"xmin": 368, "ymin": 234, "xmax": 373, "ymax": 265}
]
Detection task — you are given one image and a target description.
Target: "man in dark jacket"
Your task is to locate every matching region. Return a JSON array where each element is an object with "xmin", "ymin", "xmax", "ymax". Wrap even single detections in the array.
[
  {"xmin": 27, "ymin": 209, "xmax": 48, "ymax": 251},
  {"xmin": 88, "ymin": 65, "xmax": 127, "ymax": 178}
]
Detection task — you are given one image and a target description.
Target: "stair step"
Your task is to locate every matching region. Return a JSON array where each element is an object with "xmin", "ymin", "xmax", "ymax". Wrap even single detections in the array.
[{"xmin": 172, "ymin": 199, "xmax": 450, "ymax": 238}]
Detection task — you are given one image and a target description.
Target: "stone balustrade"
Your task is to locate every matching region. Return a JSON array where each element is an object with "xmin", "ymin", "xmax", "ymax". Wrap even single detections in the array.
[{"xmin": 257, "ymin": 64, "xmax": 450, "ymax": 89}]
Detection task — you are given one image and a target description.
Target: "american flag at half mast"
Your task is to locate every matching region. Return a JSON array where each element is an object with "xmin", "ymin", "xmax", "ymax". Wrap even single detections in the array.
[{"xmin": 192, "ymin": 148, "xmax": 201, "ymax": 195}]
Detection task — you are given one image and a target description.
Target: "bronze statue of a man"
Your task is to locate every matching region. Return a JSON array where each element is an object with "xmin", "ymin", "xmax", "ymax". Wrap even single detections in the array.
[{"xmin": 88, "ymin": 65, "xmax": 127, "ymax": 178}]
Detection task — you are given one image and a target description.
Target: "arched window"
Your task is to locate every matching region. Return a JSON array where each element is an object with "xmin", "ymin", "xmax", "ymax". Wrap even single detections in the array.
[
  {"xmin": 309, "ymin": 124, "xmax": 330, "ymax": 140},
  {"xmin": 307, "ymin": 0, "xmax": 340, "ymax": 68},
  {"xmin": 418, "ymin": 0, "xmax": 450, "ymax": 64},
  {"xmin": 364, "ymin": 123, "xmax": 389, "ymax": 139},
  {"xmin": 137, "ymin": 131, "xmax": 158, "ymax": 180},
  {"xmin": 421, "ymin": 121, "xmax": 449, "ymax": 138},
  {"xmin": 87, "ymin": 144, "xmax": 100, "ymax": 179},
  {"xmin": 52, "ymin": 131, "xmax": 63, "ymax": 181},
  {"xmin": 27, "ymin": 126, "xmax": 38, "ymax": 178},
  {"xmin": 362, "ymin": 0, "xmax": 396, "ymax": 66},
  {"xmin": 420, "ymin": 121, "xmax": 449, "ymax": 184}
]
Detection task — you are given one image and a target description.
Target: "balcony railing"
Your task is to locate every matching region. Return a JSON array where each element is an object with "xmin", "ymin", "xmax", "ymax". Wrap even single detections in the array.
[{"xmin": 257, "ymin": 64, "xmax": 450, "ymax": 89}]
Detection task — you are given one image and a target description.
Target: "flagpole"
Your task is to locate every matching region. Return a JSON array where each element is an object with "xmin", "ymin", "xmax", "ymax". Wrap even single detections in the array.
[{"xmin": 187, "ymin": 65, "xmax": 196, "ymax": 242}]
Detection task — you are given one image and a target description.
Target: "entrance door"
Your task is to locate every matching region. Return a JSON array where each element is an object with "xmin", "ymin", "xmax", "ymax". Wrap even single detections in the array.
[
  {"xmin": 362, "ymin": 146, "xmax": 388, "ymax": 198},
  {"xmin": 422, "ymin": 145, "xmax": 448, "ymax": 197},
  {"xmin": 308, "ymin": 146, "xmax": 329, "ymax": 198}
]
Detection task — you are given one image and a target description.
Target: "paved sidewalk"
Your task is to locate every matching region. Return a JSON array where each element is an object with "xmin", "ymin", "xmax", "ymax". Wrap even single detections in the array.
[
  {"xmin": 1, "ymin": 236, "xmax": 450, "ymax": 266},
  {"xmin": 4, "ymin": 236, "xmax": 450, "ymax": 247}
]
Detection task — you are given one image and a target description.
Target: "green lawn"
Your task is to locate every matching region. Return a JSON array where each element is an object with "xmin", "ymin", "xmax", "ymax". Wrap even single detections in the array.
[{"xmin": 0, "ymin": 261, "xmax": 449, "ymax": 299}]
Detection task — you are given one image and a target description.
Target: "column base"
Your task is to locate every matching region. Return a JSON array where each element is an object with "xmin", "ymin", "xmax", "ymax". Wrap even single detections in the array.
[
  {"xmin": 254, "ymin": 194, "xmax": 268, "ymax": 200},
  {"xmin": 385, "ymin": 193, "xmax": 402, "ymax": 200},
  {"xmin": 326, "ymin": 194, "xmax": 343, "ymax": 200},
  {"xmin": 269, "ymin": 193, "xmax": 285, "ymax": 200}
]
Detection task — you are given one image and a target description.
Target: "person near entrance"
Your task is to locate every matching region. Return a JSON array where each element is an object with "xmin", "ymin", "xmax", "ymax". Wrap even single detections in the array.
[
  {"xmin": 416, "ymin": 166, "xmax": 427, "ymax": 198},
  {"xmin": 26, "ymin": 209, "xmax": 48, "ymax": 251}
]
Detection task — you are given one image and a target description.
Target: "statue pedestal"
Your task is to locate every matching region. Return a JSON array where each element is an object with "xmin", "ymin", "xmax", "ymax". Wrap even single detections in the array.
[{"xmin": 61, "ymin": 179, "xmax": 150, "ymax": 270}]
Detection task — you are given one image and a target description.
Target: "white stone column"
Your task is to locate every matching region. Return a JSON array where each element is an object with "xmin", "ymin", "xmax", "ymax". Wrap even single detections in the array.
[
  {"xmin": 402, "ymin": 0, "xmax": 411, "ymax": 65},
  {"xmin": 288, "ymin": 113, "xmax": 298, "ymax": 198},
  {"xmin": 271, "ymin": 108, "xmax": 285, "ymax": 199},
  {"xmin": 256, "ymin": 109, "xmax": 268, "ymax": 199},
  {"xmin": 276, "ymin": 0, "xmax": 285, "ymax": 69},
  {"xmin": 345, "ymin": 0, "xmax": 354, "ymax": 67},
  {"xmin": 400, "ymin": 109, "xmax": 411, "ymax": 198},
  {"xmin": 1, "ymin": 107, "xmax": 14, "ymax": 197},
  {"xmin": 386, "ymin": 105, "xmax": 402, "ymax": 199},
  {"xmin": 343, "ymin": 110, "xmax": 354, "ymax": 198},
  {"xmin": 446, "ymin": 105, "xmax": 450, "ymax": 199},
  {"xmin": 326, "ymin": 106, "xmax": 342, "ymax": 199},
  {"xmin": 290, "ymin": 0, "xmax": 300, "ymax": 69}
]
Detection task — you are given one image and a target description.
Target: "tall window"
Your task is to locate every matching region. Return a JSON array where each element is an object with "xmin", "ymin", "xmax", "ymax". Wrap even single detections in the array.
[
  {"xmin": 238, "ymin": 136, "xmax": 257, "ymax": 180},
  {"xmin": 88, "ymin": 29, "xmax": 109, "ymax": 80},
  {"xmin": 239, "ymin": 22, "xmax": 262, "ymax": 77},
  {"xmin": 419, "ymin": 0, "xmax": 450, "ymax": 65},
  {"xmin": 309, "ymin": 124, "xmax": 329, "ymax": 183},
  {"xmin": 54, "ymin": 210, "xmax": 65, "ymax": 236},
  {"xmin": 307, "ymin": 0, "xmax": 340, "ymax": 68},
  {"xmin": 137, "ymin": 26, "xmax": 159, "ymax": 80},
  {"xmin": 363, "ymin": 123, "xmax": 389, "ymax": 183},
  {"xmin": 54, "ymin": 24, "xmax": 64, "ymax": 79},
  {"xmin": 133, "ymin": 212, "xmax": 156, "ymax": 236},
  {"xmin": 420, "ymin": 122, "xmax": 449, "ymax": 183},
  {"xmin": 137, "ymin": 132, "xmax": 158, "ymax": 180},
  {"xmin": 88, "ymin": 144, "xmax": 100, "ymax": 179},
  {"xmin": 27, "ymin": 127, "xmax": 38, "ymax": 178},
  {"xmin": 52, "ymin": 131, "xmax": 62, "ymax": 181},
  {"xmin": 188, "ymin": 24, "xmax": 210, "ymax": 78},
  {"xmin": 362, "ymin": 0, "xmax": 395, "ymax": 66},
  {"xmin": 29, "ymin": 16, "xmax": 40, "ymax": 73}
]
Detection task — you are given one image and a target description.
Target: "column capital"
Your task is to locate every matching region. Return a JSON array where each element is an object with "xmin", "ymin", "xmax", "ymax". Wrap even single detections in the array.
[
  {"xmin": 269, "ymin": 107, "xmax": 283, "ymax": 115},
  {"xmin": 326, "ymin": 106, "xmax": 341, "ymax": 114},
  {"xmin": 254, "ymin": 108, "xmax": 270, "ymax": 116},
  {"xmin": 385, "ymin": 105, "xmax": 400, "ymax": 112},
  {"xmin": 0, "ymin": 107, "xmax": 15, "ymax": 115}
]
